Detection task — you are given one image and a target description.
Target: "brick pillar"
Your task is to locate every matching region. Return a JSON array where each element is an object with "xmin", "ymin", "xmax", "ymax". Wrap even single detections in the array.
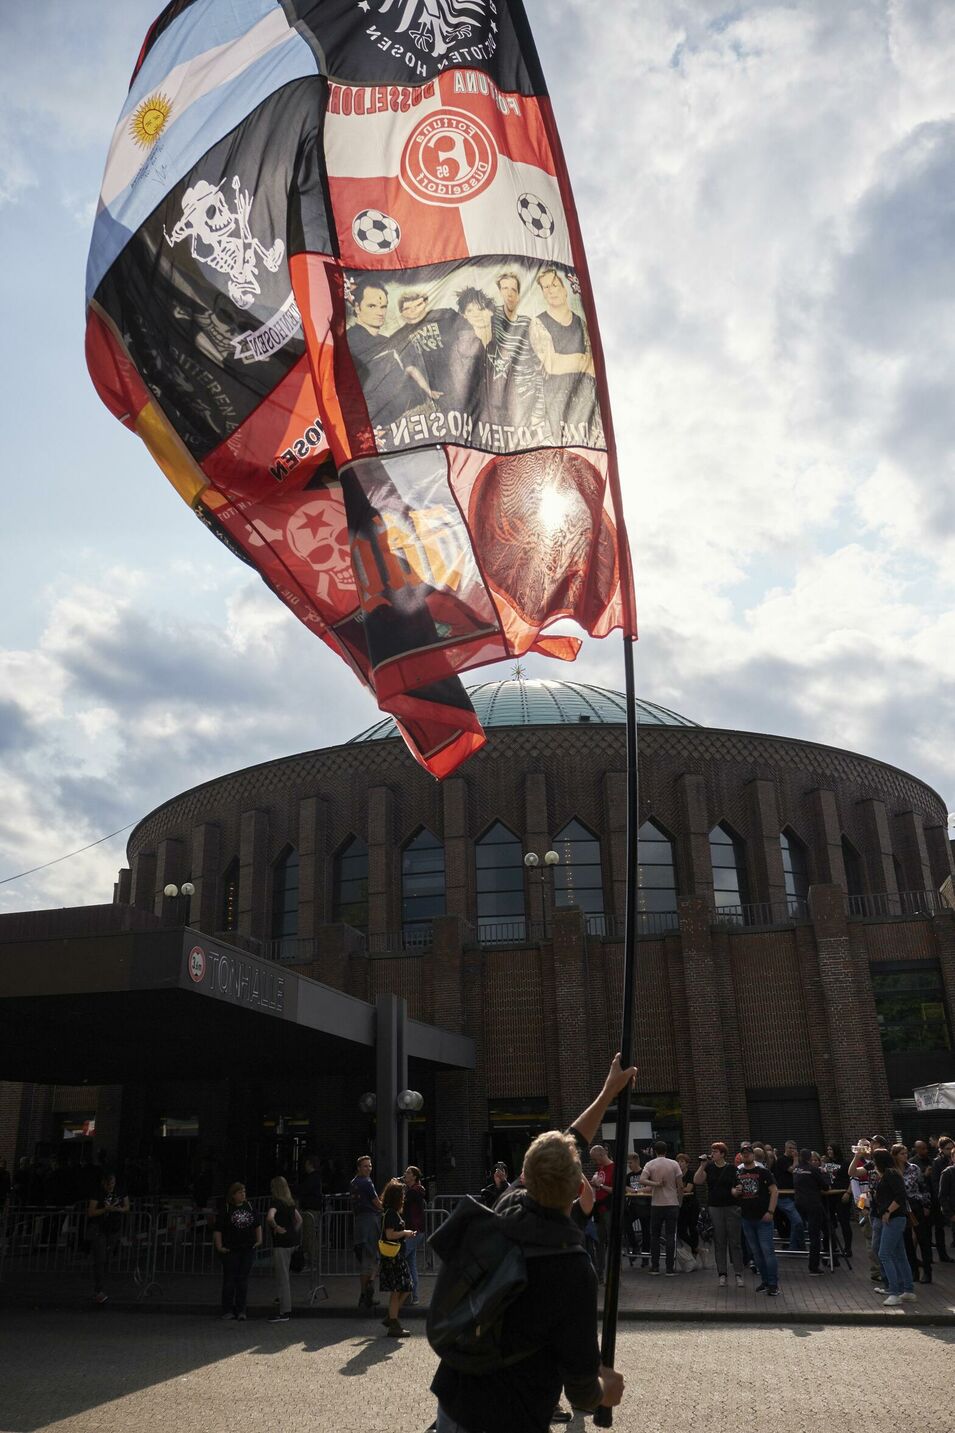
[
  {"xmin": 602, "ymin": 770, "xmax": 627, "ymax": 921},
  {"xmin": 809, "ymin": 788, "xmax": 847, "ymax": 890},
  {"xmin": 856, "ymin": 798, "xmax": 897, "ymax": 896},
  {"xmin": 925, "ymin": 825, "xmax": 955, "ymax": 891},
  {"xmin": 298, "ymin": 796, "xmax": 328, "ymax": 939},
  {"xmin": 550, "ymin": 907, "xmax": 593, "ymax": 1130},
  {"xmin": 677, "ymin": 897, "xmax": 732, "ymax": 1150},
  {"xmin": 431, "ymin": 916, "xmax": 474, "ymax": 1194},
  {"xmin": 153, "ymin": 837, "xmax": 186, "ymax": 919},
  {"xmin": 114, "ymin": 868, "xmax": 131, "ymax": 905},
  {"xmin": 809, "ymin": 884, "xmax": 888, "ymax": 1142},
  {"xmin": 239, "ymin": 808, "xmax": 270, "ymax": 940},
  {"xmin": 292, "ymin": 922, "xmax": 367, "ymax": 994},
  {"xmin": 368, "ymin": 785, "xmax": 394, "ymax": 939},
  {"xmin": 676, "ymin": 773, "xmax": 713, "ymax": 906},
  {"xmin": 129, "ymin": 851, "xmax": 156, "ymax": 913},
  {"xmin": 745, "ymin": 777, "xmax": 786, "ymax": 907},
  {"xmin": 442, "ymin": 778, "xmax": 470, "ymax": 918},
  {"xmin": 190, "ymin": 822, "xmax": 220, "ymax": 933},
  {"xmin": 524, "ymin": 771, "xmax": 550, "ymax": 926},
  {"xmin": 931, "ymin": 912, "xmax": 955, "ymax": 1043},
  {"xmin": 894, "ymin": 810, "xmax": 933, "ymax": 895}
]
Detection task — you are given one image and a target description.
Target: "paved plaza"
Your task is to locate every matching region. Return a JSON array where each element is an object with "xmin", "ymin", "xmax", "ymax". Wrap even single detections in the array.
[{"xmin": 1, "ymin": 1308, "xmax": 955, "ymax": 1433}]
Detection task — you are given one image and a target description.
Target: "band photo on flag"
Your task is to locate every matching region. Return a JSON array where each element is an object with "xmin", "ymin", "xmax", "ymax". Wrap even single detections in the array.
[{"xmin": 85, "ymin": 0, "xmax": 636, "ymax": 778}]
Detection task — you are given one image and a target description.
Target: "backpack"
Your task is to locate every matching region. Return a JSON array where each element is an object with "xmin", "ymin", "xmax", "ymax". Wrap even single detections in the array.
[{"xmin": 426, "ymin": 1195, "xmax": 586, "ymax": 1374}]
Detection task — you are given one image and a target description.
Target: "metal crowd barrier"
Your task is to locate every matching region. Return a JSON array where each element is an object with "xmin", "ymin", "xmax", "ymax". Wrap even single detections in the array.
[{"xmin": 0, "ymin": 1200, "xmax": 457, "ymax": 1298}]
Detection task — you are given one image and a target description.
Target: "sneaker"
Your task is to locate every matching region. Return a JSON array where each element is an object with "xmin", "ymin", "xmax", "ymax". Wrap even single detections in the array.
[
  {"xmin": 386, "ymin": 1319, "xmax": 410, "ymax": 1337},
  {"xmin": 268, "ymin": 1313, "xmax": 290, "ymax": 1322},
  {"xmin": 883, "ymin": 1295, "xmax": 902, "ymax": 1306},
  {"xmin": 94, "ymin": 1292, "xmax": 108, "ymax": 1305},
  {"xmin": 718, "ymin": 1275, "xmax": 727, "ymax": 1288},
  {"xmin": 408, "ymin": 1295, "xmax": 419, "ymax": 1306},
  {"xmin": 767, "ymin": 1286, "xmax": 780, "ymax": 1297},
  {"xmin": 754, "ymin": 1282, "xmax": 767, "ymax": 1293},
  {"xmin": 648, "ymin": 1269, "xmax": 660, "ymax": 1276},
  {"xmin": 808, "ymin": 1270, "xmax": 823, "ymax": 1277},
  {"xmin": 664, "ymin": 1271, "xmax": 676, "ymax": 1277},
  {"xmin": 873, "ymin": 1287, "xmax": 887, "ymax": 1296},
  {"xmin": 900, "ymin": 1292, "xmax": 917, "ymax": 1303},
  {"xmin": 552, "ymin": 1412, "xmax": 573, "ymax": 1425},
  {"xmin": 735, "ymin": 1274, "xmax": 745, "ymax": 1287},
  {"xmin": 236, "ymin": 1313, "xmax": 247, "ymax": 1321}
]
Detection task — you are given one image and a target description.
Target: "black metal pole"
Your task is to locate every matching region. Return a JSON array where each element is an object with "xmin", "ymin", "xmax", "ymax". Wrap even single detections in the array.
[{"xmin": 594, "ymin": 632, "xmax": 639, "ymax": 1427}]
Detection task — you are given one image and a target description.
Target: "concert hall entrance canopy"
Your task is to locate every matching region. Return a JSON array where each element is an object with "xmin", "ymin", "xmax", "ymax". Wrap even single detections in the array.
[{"xmin": 0, "ymin": 915, "xmax": 474, "ymax": 1087}]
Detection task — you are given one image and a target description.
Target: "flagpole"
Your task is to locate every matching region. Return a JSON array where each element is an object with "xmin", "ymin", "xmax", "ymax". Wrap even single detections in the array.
[{"xmin": 593, "ymin": 630, "xmax": 639, "ymax": 1428}]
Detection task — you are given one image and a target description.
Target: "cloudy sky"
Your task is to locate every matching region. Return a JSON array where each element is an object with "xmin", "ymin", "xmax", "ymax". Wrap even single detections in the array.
[{"xmin": 2, "ymin": 0, "xmax": 954, "ymax": 912}]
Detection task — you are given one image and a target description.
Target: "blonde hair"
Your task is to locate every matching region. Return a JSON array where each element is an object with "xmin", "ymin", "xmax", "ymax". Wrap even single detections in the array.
[
  {"xmin": 523, "ymin": 1130, "xmax": 581, "ymax": 1209},
  {"xmin": 270, "ymin": 1175, "xmax": 296, "ymax": 1207}
]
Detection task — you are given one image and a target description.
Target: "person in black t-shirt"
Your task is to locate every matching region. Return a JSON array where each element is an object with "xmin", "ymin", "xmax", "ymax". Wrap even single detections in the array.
[
  {"xmin": 347, "ymin": 279, "xmax": 434, "ymax": 436},
  {"xmin": 396, "ymin": 290, "xmax": 484, "ymax": 423},
  {"xmin": 295, "ymin": 1156, "xmax": 324, "ymax": 1272},
  {"xmin": 214, "ymin": 1181, "xmax": 262, "ymax": 1320},
  {"xmin": 735, "ymin": 1144, "xmax": 779, "ymax": 1295},
  {"xmin": 693, "ymin": 1142, "xmax": 744, "ymax": 1286},
  {"xmin": 266, "ymin": 1175, "xmax": 302, "ymax": 1322},
  {"xmin": 792, "ymin": 1148, "xmax": 831, "ymax": 1274},
  {"xmin": 86, "ymin": 1170, "xmax": 129, "ymax": 1305},
  {"xmin": 872, "ymin": 1149, "xmax": 913, "ymax": 1304}
]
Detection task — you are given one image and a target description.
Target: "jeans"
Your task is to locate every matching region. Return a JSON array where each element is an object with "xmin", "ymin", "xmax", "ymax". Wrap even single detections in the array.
[
  {"xmin": 221, "ymin": 1248, "xmax": 255, "ymax": 1315},
  {"xmin": 775, "ymin": 1195, "xmax": 805, "ymax": 1251},
  {"xmin": 650, "ymin": 1206, "xmax": 679, "ymax": 1273},
  {"xmin": 798, "ymin": 1206, "xmax": 825, "ymax": 1273},
  {"xmin": 405, "ymin": 1231, "xmax": 424, "ymax": 1297},
  {"xmin": 709, "ymin": 1205, "xmax": 743, "ymax": 1276},
  {"xmin": 744, "ymin": 1217, "xmax": 778, "ymax": 1288},
  {"xmin": 878, "ymin": 1216, "xmax": 913, "ymax": 1296},
  {"xmin": 870, "ymin": 1213, "xmax": 883, "ymax": 1268},
  {"xmin": 678, "ymin": 1198, "xmax": 700, "ymax": 1254}
]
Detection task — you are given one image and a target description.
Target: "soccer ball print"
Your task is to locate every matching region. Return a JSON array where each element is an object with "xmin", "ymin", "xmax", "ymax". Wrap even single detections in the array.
[
  {"xmin": 516, "ymin": 193, "xmax": 556, "ymax": 239},
  {"xmin": 352, "ymin": 208, "xmax": 401, "ymax": 254}
]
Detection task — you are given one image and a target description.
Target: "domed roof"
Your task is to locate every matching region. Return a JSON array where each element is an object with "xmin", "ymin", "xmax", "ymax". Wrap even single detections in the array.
[{"xmin": 349, "ymin": 678, "xmax": 699, "ymax": 742}]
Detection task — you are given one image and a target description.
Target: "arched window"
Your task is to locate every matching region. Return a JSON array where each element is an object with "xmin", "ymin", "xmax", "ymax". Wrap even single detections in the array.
[
  {"xmin": 476, "ymin": 821, "xmax": 526, "ymax": 939},
  {"xmin": 709, "ymin": 824, "xmax": 749, "ymax": 911},
  {"xmin": 779, "ymin": 829, "xmax": 809, "ymax": 908},
  {"xmin": 842, "ymin": 837, "xmax": 865, "ymax": 899},
  {"xmin": 402, "ymin": 829, "xmax": 445, "ymax": 938},
  {"xmin": 333, "ymin": 836, "xmax": 369, "ymax": 932},
  {"xmin": 637, "ymin": 820, "xmax": 677, "ymax": 919},
  {"xmin": 220, "ymin": 858, "xmax": 239, "ymax": 932},
  {"xmin": 271, "ymin": 847, "xmax": 299, "ymax": 940},
  {"xmin": 553, "ymin": 819, "xmax": 604, "ymax": 917}
]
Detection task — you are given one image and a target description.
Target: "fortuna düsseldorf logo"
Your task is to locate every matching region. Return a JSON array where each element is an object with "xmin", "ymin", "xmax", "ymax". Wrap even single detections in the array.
[
  {"xmin": 400, "ymin": 108, "xmax": 498, "ymax": 206},
  {"xmin": 188, "ymin": 945, "xmax": 206, "ymax": 983}
]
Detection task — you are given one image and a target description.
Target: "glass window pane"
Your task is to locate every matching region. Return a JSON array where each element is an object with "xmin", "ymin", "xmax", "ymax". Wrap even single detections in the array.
[
  {"xmin": 334, "ymin": 837, "xmax": 368, "ymax": 931},
  {"xmin": 476, "ymin": 823, "xmax": 525, "ymax": 929}
]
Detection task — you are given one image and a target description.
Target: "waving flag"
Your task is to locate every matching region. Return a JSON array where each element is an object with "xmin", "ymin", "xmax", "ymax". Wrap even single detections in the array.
[{"xmin": 86, "ymin": 0, "xmax": 636, "ymax": 777}]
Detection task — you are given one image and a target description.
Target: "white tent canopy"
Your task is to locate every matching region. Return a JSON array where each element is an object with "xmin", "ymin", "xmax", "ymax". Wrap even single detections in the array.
[{"xmin": 914, "ymin": 1083, "xmax": 955, "ymax": 1112}]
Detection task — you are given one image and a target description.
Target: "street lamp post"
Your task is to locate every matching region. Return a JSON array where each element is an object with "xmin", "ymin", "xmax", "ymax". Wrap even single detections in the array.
[
  {"xmin": 523, "ymin": 848, "xmax": 560, "ymax": 936},
  {"xmin": 162, "ymin": 881, "xmax": 195, "ymax": 925}
]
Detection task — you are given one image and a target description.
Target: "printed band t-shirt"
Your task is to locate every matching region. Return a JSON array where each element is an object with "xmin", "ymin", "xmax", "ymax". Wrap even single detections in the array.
[
  {"xmin": 215, "ymin": 1201, "xmax": 260, "ymax": 1250},
  {"xmin": 737, "ymin": 1164, "xmax": 776, "ymax": 1221}
]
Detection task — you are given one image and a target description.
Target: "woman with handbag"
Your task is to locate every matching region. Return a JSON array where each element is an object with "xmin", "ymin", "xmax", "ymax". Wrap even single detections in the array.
[
  {"xmin": 893, "ymin": 1143, "xmax": 934, "ymax": 1283},
  {"xmin": 378, "ymin": 1177, "xmax": 415, "ymax": 1337},
  {"xmin": 266, "ymin": 1175, "xmax": 303, "ymax": 1322}
]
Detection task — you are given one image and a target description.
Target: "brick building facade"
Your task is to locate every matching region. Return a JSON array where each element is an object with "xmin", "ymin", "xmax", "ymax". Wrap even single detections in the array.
[{"xmin": 3, "ymin": 678, "xmax": 954, "ymax": 1192}]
